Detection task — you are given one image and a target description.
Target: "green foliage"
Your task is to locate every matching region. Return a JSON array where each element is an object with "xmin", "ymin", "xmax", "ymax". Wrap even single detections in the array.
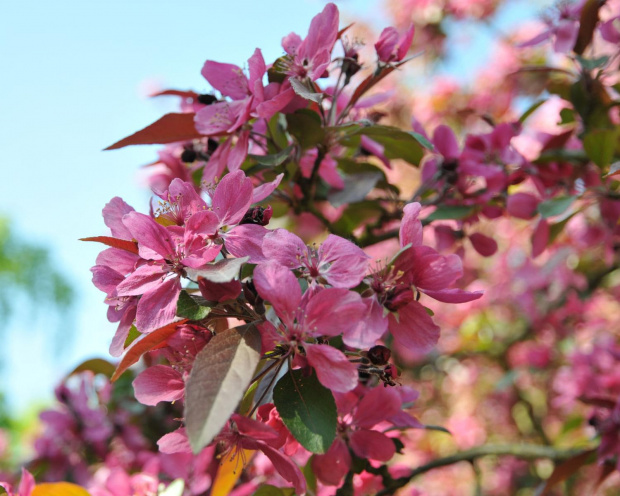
[
  {"xmin": 273, "ymin": 369, "xmax": 337, "ymax": 454},
  {"xmin": 0, "ymin": 216, "xmax": 73, "ymax": 322}
]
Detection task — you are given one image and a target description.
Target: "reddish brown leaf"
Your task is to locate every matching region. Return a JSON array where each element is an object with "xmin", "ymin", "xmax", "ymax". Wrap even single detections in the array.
[
  {"xmin": 150, "ymin": 89, "xmax": 199, "ymax": 99},
  {"xmin": 111, "ymin": 319, "xmax": 188, "ymax": 382},
  {"xmin": 573, "ymin": 0, "xmax": 603, "ymax": 55},
  {"xmin": 541, "ymin": 129, "xmax": 575, "ymax": 152},
  {"xmin": 337, "ymin": 23, "xmax": 354, "ymax": 39},
  {"xmin": 80, "ymin": 236, "xmax": 139, "ymax": 255},
  {"xmin": 593, "ymin": 461, "xmax": 615, "ymax": 491},
  {"xmin": 578, "ymin": 394, "xmax": 618, "ymax": 409},
  {"xmin": 538, "ymin": 449, "xmax": 595, "ymax": 495},
  {"xmin": 348, "ymin": 66, "xmax": 396, "ymax": 111},
  {"xmin": 104, "ymin": 113, "xmax": 203, "ymax": 150}
]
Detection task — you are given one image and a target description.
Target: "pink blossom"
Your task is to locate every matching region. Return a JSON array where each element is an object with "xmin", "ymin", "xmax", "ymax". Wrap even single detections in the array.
[
  {"xmin": 375, "ymin": 24, "xmax": 415, "ymax": 63},
  {"xmin": 0, "ymin": 469, "xmax": 35, "ymax": 496},
  {"xmin": 281, "ymin": 3, "xmax": 339, "ymax": 81},
  {"xmin": 313, "ymin": 386, "xmax": 420, "ymax": 485},
  {"xmin": 115, "ymin": 211, "xmax": 221, "ymax": 332},
  {"xmin": 253, "ymin": 263, "xmax": 363, "ymax": 392},
  {"xmin": 262, "ymin": 229, "xmax": 369, "ymax": 288}
]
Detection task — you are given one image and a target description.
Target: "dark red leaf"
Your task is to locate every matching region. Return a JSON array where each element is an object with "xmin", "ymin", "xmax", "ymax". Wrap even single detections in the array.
[
  {"xmin": 337, "ymin": 23, "xmax": 354, "ymax": 39},
  {"xmin": 593, "ymin": 461, "xmax": 616, "ymax": 491},
  {"xmin": 80, "ymin": 236, "xmax": 139, "ymax": 255},
  {"xmin": 573, "ymin": 0, "xmax": 603, "ymax": 55},
  {"xmin": 111, "ymin": 319, "xmax": 188, "ymax": 382},
  {"xmin": 538, "ymin": 449, "xmax": 595, "ymax": 495},
  {"xmin": 150, "ymin": 89, "xmax": 199, "ymax": 99},
  {"xmin": 104, "ymin": 113, "xmax": 203, "ymax": 150},
  {"xmin": 348, "ymin": 66, "xmax": 396, "ymax": 111},
  {"xmin": 578, "ymin": 394, "xmax": 618, "ymax": 409}
]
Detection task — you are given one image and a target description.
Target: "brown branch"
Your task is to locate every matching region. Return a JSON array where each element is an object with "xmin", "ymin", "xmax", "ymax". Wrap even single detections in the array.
[{"xmin": 374, "ymin": 445, "xmax": 587, "ymax": 495}]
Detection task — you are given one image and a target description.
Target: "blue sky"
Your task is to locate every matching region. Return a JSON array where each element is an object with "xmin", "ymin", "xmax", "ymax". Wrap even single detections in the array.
[{"xmin": 0, "ymin": 0, "xmax": 547, "ymax": 411}]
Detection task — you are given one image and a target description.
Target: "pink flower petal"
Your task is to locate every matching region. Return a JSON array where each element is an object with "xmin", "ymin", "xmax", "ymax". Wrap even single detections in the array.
[
  {"xmin": 225, "ymin": 224, "xmax": 268, "ymax": 263},
  {"xmin": 115, "ymin": 263, "xmax": 166, "ymax": 297},
  {"xmin": 262, "ymin": 229, "xmax": 306, "ymax": 269},
  {"xmin": 399, "ymin": 202, "xmax": 423, "ymax": 247},
  {"xmin": 350, "ymin": 429, "xmax": 395, "ymax": 462},
  {"xmin": 212, "ymin": 170, "xmax": 253, "ymax": 226},
  {"xmin": 135, "ymin": 276, "xmax": 181, "ymax": 333},
  {"xmin": 433, "ymin": 125, "xmax": 460, "ymax": 160},
  {"xmin": 506, "ymin": 192, "xmax": 539, "ymax": 220},
  {"xmin": 158, "ymin": 428, "xmax": 192, "ymax": 454},
  {"xmin": 253, "ymin": 263, "xmax": 301, "ymax": 328},
  {"xmin": 123, "ymin": 212, "xmax": 175, "ymax": 259},
  {"xmin": 103, "ymin": 197, "xmax": 135, "ymax": 240},
  {"xmin": 133, "ymin": 365, "xmax": 185, "ymax": 406},
  {"xmin": 319, "ymin": 234, "xmax": 370, "ymax": 288},
  {"xmin": 353, "ymin": 387, "xmax": 402, "ymax": 428},
  {"xmin": 303, "ymin": 288, "xmax": 365, "ymax": 337},
  {"xmin": 201, "ymin": 61, "xmax": 249, "ymax": 100},
  {"xmin": 305, "ymin": 343, "xmax": 359, "ymax": 393},
  {"xmin": 469, "ymin": 232, "xmax": 498, "ymax": 257},
  {"xmin": 343, "ymin": 297, "xmax": 388, "ymax": 349},
  {"xmin": 532, "ymin": 218, "xmax": 549, "ymax": 258},
  {"xmin": 241, "ymin": 439, "xmax": 307, "ymax": 495},
  {"xmin": 388, "ymin": 301, "xmax": 439, "ymax": 353},
  {"xmin": 312, "ymin": 438, "xmax": 351, "ymax": 486},
  {"xmin": 252, "ymin": 173, "xmax": 284, "ymax": 203}
]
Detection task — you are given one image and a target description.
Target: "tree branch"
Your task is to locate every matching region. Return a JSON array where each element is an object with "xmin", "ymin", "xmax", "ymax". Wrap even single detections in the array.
[{"xmin": 375, "ymin": 444, "xmax": 587, "ymax": 495}]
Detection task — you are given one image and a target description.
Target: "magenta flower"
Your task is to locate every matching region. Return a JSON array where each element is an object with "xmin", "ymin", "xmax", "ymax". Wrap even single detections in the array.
[
  {"xmin": 281, "ymin": 3, "xmax": 339, "ymax": 81},
  {"xmin": 253, "ymin": 262, "xmax": 363, "ymax": 392},
  {"xmin": 159, "ymin": 417, "xmax": 307, "ymax": 495},
  {"xmin": 506, "ymin": 192, "xmax": 539, "ymax": 220},
  {"xmin": 132, "ymin": 323, "xmax": 213, "ymax": 406},
  {"xmin": 312, "ymin": 386, "xmax": 421, "ymax": 486},
  {"xmin": 374, "ymin": 23, "xmax": 415, "ymax": 63},
  {"xmin": 351, "ymin": 203, "xmax": 482, "ymax": 351},
  {"xmin": 115, "ymin": 211, "xmax": 221, "ymax": 333},
  {"xmin": 262, "ymin": 229, "xmax": 369, "ymax": 288},
  {"xmin": 0, "ymin": 469, "xmax": 35, "ymax": 496}
]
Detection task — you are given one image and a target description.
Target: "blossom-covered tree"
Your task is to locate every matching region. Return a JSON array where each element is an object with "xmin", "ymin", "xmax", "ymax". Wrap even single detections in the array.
[{"xmin": 3, "ymin": 0, "xmax": 620, "ymax": 494}]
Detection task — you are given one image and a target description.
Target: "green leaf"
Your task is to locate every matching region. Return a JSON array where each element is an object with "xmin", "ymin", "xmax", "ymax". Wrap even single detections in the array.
[
  {"xmin": 249, "ymin": 145, "xmax": 294, "ymax": 167},
  {"xmin": 425, "ymin": 205, "xmax": 475, "ymax": 221},
  {"xmin": 409, "ymin": 131, "xmax": 434, "ymax": 150},
  {"xmin": 583, "ymin": 129, "xmax": 619, "ymax": 168},
  {"xmin": 273, "ymin": 369, "xmax": 337, "ymax": 454},
  {"xmin": 239, "ymin": 380, "xmax": 259, "ymax": 416},
  {"xmin": 267, "ymin": 113, "xmax": 289, "ymax": 151},
  {"xmin": 68, "ymin": 358, "xmax": 116, "ymax": 379},
  {"xmin": 289, "ymin": 77, "xmax": 323, "ymax": 103},
  {"xmin": 349, "ymin": 125, "xmax": 426, "ymax": 165},
  {"xmin": 185, "ymin": 324, "xmax": 262, "ymax": 453},
  {"xmin": 186, "ymin": 257, "xmax": 249, "ymax": 283},
  {"xmin": 519, "ymin": 100, "xmax": 546, "ymax": 124},
  {"xmin": 253, "ymin": 486, "xmax": 287, "ymax": 496},
  {"xmin": 549, "ymin": 212, "xmax": 576, "ymax": 243},
  {"xmin": 286, "ymin": 109, "xmax": 325, "ymax": 150},
  {"xmin": 576, "ymin": 55, "xmax": 609, "ymax": 71},
  {"xmin": 559, "ymin": 108, "xmax": 575, "ymax": 125},
  {"xmin": 423, "ymin": 424, "xmax": 452, "ymax": 434},
  {"xmin": 537, "ymin": 196, "xmax": 576, "ymax": 218},
  {"xmin": 176, "ymin": 290, "xmax": 211, "ymax": 320},
  {"xmin": 333, "ymin": 200, "xmax": 384, "ymax": 233},
  {"xmin": 303, "ymin": 458, "xmax": 318, "ymax": 495},
  {"xmin": 327, "ymin": 172, "xmax": 382, "ymax": 207}
]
